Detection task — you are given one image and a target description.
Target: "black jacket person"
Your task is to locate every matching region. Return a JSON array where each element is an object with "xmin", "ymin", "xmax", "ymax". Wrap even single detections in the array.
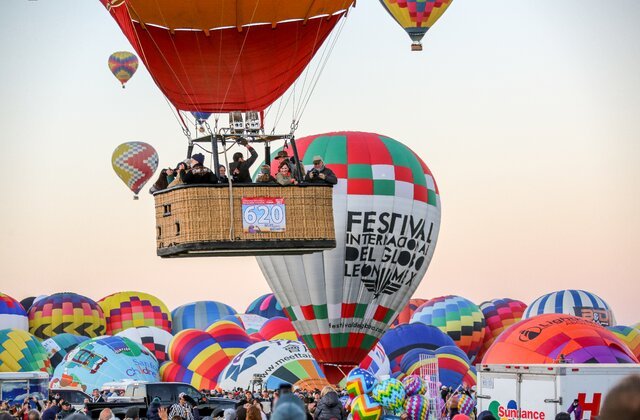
[{"xmin": 230, "ymin": 142, "xmax": 258, "ymax": 183}]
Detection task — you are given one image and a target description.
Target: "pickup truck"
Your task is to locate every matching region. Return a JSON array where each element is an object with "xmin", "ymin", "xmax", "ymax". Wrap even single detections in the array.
[{"xmin": 85, "ymin": 382, "xmax": 237, "ymax": 419}]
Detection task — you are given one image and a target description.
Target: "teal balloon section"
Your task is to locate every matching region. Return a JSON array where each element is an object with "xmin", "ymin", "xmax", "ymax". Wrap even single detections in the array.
[
  {"xmin": 50, "ymin": 336, "xmax": 159, "ymax": 392},
  {"xmin": 42, "ymin": 333, "xmax": 89, "ymax": 369}
]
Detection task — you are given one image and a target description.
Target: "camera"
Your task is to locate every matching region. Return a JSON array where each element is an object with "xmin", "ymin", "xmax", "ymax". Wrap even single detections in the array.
[{"xmin": 311, "ymin": 169, "xmax": 320, "ymax": 177}]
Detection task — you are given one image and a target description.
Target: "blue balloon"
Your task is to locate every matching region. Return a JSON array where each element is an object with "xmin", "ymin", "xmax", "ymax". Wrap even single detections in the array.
[
  {"xmin": 524, "ymin": 289, "xmax": 615, "ymax": 326},
  {"xmin": 171, "ymin": 301, "xmax": 238, "ymax": 334},
  {"xmin": 191, "ymin": 112, "xmax": 212, "ymax": 123}
]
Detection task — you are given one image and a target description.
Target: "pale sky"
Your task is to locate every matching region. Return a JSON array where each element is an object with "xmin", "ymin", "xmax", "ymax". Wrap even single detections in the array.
[{"xmin": 1, "ymin": 1, "xmax": 639, "ymax": 324}]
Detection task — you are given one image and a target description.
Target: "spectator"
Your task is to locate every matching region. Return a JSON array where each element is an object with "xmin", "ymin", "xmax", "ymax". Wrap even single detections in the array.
[
  {"xmin": 304, "ymin": 156, "xmax": 337, "ymax": 185},
  {"xmin": 149, "ymin": 169, "xmax": 170, "ymax": 193},
  {"xmin": 599, "ymin": 374, "xmax": 640, "ymax": 420},
  {"xmin": 147, "ymin": 397, "xmax": 162, "ymax": 420},
  {"xmin": 313, "ymin": 386, "xmax": 345, "ymax": 420},
  {"xmin": 567, "ymin": 399, "xmax": 583, "ymax": 420},
  {"xmin": 28, "ymin": 410, "xmax": 40, "ymax": 420},
  {"xmin": 124, "ymin": 407, "xmax": 139, "ymax": 420},
  {"xmin": 168, "ymin": 162, "xmax": 189, "ymax": 188},
  {"xmin": 56, "ymin": 401, "xmax": 74, "ymax": 420},
  {"xmin": 256, "ymin": 165, "xmax": 276, "ymax": 183},
  {"xmin": 555, "ymin": 414, "xmax": 571, "ymax": 420},
  {"xmin": 218, "ymin": 165, "xmax": 229, "ymax": 184},
  {"xmin": 223, "ymin": 409, "xmax": 236, "ymax": 420},
  {"xmin": 477, "ymin": 411, "xmax": 497, "ymax": 420},
  {"xmin": 276, "ymin": 162, "xmax": 298, "ymax": 186},
  {"xmin": 183, "ymin": 153, "xmax": 218, "ymax": 185},
  {"xmin": 246, "ymin": 406, "xmax": 261, "ymax": 420},
  {"xmin": 41, "ymin": 400, "xmax": 61, "ymax": 420},
  {"xmin": 169, "ymin": 393, "xmax": 195, "ymax": 420},
  {"xmin": 270, "ymin": 394, "xmax": 306, "ymax": 420},
  {"xmin": 90, "ymin": 390, "xmax": 104, "ymax": 404},
  {"xmin": 230, "ymin": 140, "xmax": 258, "ymax": 183},
  {"xmin": 98, "ymin": 408, "xmax": 117, "ymax": 420}
]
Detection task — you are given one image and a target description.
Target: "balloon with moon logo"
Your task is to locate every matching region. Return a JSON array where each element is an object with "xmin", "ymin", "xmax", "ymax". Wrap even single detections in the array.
[{"xmin": 257, "ymin": 132, "xmax": 441, "ymax": 382}]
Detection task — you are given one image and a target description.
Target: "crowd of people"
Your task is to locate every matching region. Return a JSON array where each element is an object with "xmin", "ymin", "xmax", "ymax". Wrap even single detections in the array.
[{"xmin": 149, "ymin": 142, "xmax": 337, "ymax": 194}]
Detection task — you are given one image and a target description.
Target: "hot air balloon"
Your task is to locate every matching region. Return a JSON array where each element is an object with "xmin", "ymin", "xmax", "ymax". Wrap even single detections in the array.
[
  {"xmin": 358, "ymin": 343, "xmax": 391, "ymax": 379},
  {"xmin": 258, "ymin": 317, "xmax": 299, "ymax": 341},
  {"xmin": 257, "ymin": 132, "xmax": 442, "ymax": 382},
  {"xmin": 476, "ymin": 298, "xmax": 527, "ymax": 362},
  {"xmin": 482, "ymin": 314, "xmax": 638, "ymax": 364},
  {"xmin": 116, "ymin": 326, "xmax": 174, "ymax": 364},
  {"xmin": 98, "ymin": 291, "xmax": 171, "ymax": 335},
  {"xmin": 50, "ymin": 336, "xmax": 159, "ymax": 392},
  {"xmin": 28, "ymin": 293, "xmax": 106, "ymax": 339},
  {"xmin": 111, "ymin": 142, "xmax": 159, "ymax": 199},
  {"xmin": 351, "ymin": 394, "xmax": 383, "ymax": 420},
  {"xmin": 391, "ymin": 298, "xmax": 427, "ymax": 328},
  {"xmin": 223, "ymin": 314, "xmax": 269, "ymax": 335},
  {"xmin": 380, "ymin": 323, "xmax": 455, "ymax": 374},
  {"xmin": 218, "ymin": 340, "xmax": 330, "ymax": 391},
  {"xmin": 205, "ymin": 320, "xmax": 253, "ymax": 359},
  {"xmin": 0, "ymin": 329, "xmax": 52, "ymax": 373},
  {"xmin": 108, "ymin": 51, "xmax": 139, "ymax": 88},
  {"xmin": 411, "ymin": 295, "xmax": 485, "ymax": 362},
  {"xmin": 606, "ymin": 326, "xmax": 640, "ymax": 360},
  {"xmin": 42, "ymin": 333, "xmax": 89, "ymax": 369},
  {"xmin": 524, "ymin": 289, "xmax": 616, "ymax": 327},
  {"xmin": 160, "ymin": 329, "xmax": 240, "ymax": 390},
  {"xmin": 99, "ymin": 1, "xmax": 355, "ymax": 113},
  {"xmin": 0, "ymin": 292, "xmax": 28, "ymax": 331},
  {"xmin": 246, "ymin": 293, "xmax": 286, "ymax": 319},
  {"xmin": 171, "ymin": 301, "xmax": 237, "ymax": 334},
  {"xmin": 379, "ymin": 0, "xmax": 454, "ymax": 51}
]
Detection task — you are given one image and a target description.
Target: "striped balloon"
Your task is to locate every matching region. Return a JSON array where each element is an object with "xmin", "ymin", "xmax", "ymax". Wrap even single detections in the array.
[
  {"xmin": 205, "ymin": 320, "xmax": 252, "ymax": 359},
  {"xmin": 351, "ymin": 394, "xmax": 383, "ymax": 420},
  {"xmin": 411, "ymin": 296, "xmax": 485, "ymax": 362},
  {"xmin": 477, "ymin": 298, "xmax": 527, "ymax": 361},
  {"xmin": 258, "ymin": 317, "xmax": 299, "ymax": 341},
  {"xmin": 28, "ymin": 293, "xmax": 106, "ymax": 339},
  {"xmin": 524, "ymin": 290, "xmax": 615, "ymax": 326},
  {"xmin": 0, "ymin": 293, "xmax": 28, "ymax": 331},
  {"xmin": 607, "ymin": 326, "xmax": 640, "ymax": 360},
  {"xmin": 246, "ymin": 293, "xmax": 285, "ymax": 319},
  {"xmin": 108, "ymin": 51, "xmax": 139, "ymax": 87},
  {"xmin": 172, "ymin": 301, "xmax": 237, "ymax": 334},
  {"xmin": 111, "ymin": 142, "xmax": 158, "ymax": 197}
]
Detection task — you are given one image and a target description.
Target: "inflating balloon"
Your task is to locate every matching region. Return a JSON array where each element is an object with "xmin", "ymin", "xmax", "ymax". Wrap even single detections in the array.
[
  {"xmin": 0, "ymin": 293, "xmax": 28, "ymax": 331},
  {"xmin": 28, "ymin": 292, "xmax": 106, "ymax": 339},
  {"xmin": 171, "ymin": 301, "xmax": 237, "ymax": 334},
  {"xmin": 372, "ymin": 378, "xmax": 406, "ymax": 412},
  {"xmin": 246, "ymin": 294, "xmax": 285, "ymax": 319},
  {"xmin": 0, "ymin": 329, "xmax": 51, "ymax": 373},
  {"xmin": 98, "ymin": 291, "xmax": 171, "ymax": 334},
  {"xmin": 359, "ymin": 343, "xmax": 391, "ymax": 378},
  {"xmin": 116, "ymin": 326, "xmax": 173, "ymax": 364},
  {"xmin": 524, "ymin": 289, "xmax": 615, "ymax": 327},
  {"xmin": 218, "ymin": 340, "xmax": 329, "ymax": 391},
  {"xmin": 607, "ymin": 326, "xmax": 640, "ymax": 360},
  {"xmin": 205, "ymin": 320, "xmax": 253, "ymax": 359},
  {"xmin": 404, "ymin": 395, "xmax": 429, "ymax": 420},
  {"xmin": 346, "ymin": 368, "xmax": 378, "ymax": 398},
  {"xmin": 100, "ymin": 1, "xmax": 355, "ymax": 112},
  {"xmin": 258, "ymin": 132, "xmax": 441, "ymax": 381},
  {"xmin": 108, "ymin": 51, "xmax": 139, "ymax": 88},
  {"xmin": 483, "ymin": 314, "xmax": 638, "ymax": 364},
  {"xmin": 224, "ymin": 314, "xmax": 269, "ymax": 335},
  {"xmin": 391, "ymin": 298, "xmax": 427, "ymax": 328},
  {"xmin": 351, "ymin": 394, "xmax": 383, "ymax": 420},
  {"xmin": 191, "ymin": 112, "xmax": 212, "ymax": 124},
  {"xmin": 111, "ymin": 142, "xmax": 159, "ymax": 199},
  {"xmin": 411, "ymin": 296, "xmax": 485, "ymax": 362},
  {"xmin": 477, "ymin": 298, "xmax": 527, "ymax": 362},
  {"xmin": 42, "ymin": 333, "xmax": 89, "ymax": 369},
  {"xmin": 379, "ymin": 0, "xmax": 454, "ymax": 51},
  {"xmin": 402, "ymin": 375, "xmax": 425, "ymax": 397},
  {"xmin": 50, "ymin": 336, "xmax": 158, "ymax": 392},
  {"xmin": 457, "ymin": 394, "xmax": 475, "ymax": 416},
  {"xmin": 258, "ymin": 317, "xmax": 299, "ymax": 341}
]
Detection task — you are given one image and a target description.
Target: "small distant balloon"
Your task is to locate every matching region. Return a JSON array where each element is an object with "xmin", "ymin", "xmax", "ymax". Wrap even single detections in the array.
[
  {"xmin": 111, "ymin": 142, "xmax": 158, "ymax": 199},
  {"xmin": 108, "ymin": 51, "xmax": 139, "ymax": 88}
]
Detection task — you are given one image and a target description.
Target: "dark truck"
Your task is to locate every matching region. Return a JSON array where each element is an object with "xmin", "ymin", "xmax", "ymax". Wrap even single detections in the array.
[{"xmin": 85, "ymin": 382, "xmax": 237, "ymax": 419}]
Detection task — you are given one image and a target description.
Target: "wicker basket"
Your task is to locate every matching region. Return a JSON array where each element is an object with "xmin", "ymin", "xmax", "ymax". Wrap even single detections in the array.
[{"xmin": 154, "ymin": 184, "xmax": 335, "ymax": 257}]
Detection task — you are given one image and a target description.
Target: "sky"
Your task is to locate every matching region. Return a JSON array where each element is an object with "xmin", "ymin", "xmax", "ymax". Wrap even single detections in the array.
[{"xmin": 1, "ymin": 1, "xmax": 639, "ymax": 324}]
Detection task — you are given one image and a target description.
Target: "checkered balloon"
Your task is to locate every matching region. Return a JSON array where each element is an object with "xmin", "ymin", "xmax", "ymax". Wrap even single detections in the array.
[
  {"xmin": 402, "ymin": 375, "xmax": 425, "ymax": 397},
  {"xmin": 347, "ymin": 367, "xmax": 378, "ymax": 398},
  {"xmin": 371, "ymin": 378, "xmax": 406, "ymax": 411},
  {"xmin": 404, "ymin": 395, "xmax": 429, "ymax": 420},
  {"xmin": 350, "ymin": 394, "xmax": 383, "ymax": 420},
  {"xmin": 111, "ymin": 142, "xmax": 158, "ymax": 196},
  {"xmin": 458, "ymin": 394, "xmax": 476, "ymax": 416}
]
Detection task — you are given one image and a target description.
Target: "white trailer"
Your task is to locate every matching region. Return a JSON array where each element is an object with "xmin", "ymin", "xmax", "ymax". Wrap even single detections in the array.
[{"xmin": 476, "ymin": 364, "xmax": 640, "ymax": 420}]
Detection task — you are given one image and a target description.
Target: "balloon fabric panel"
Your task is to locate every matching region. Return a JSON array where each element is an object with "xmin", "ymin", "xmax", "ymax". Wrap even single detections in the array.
[
  {"xmin": 607, "ymin": 326, "xmax": 640, "ymax": 360},
  {"xmin": 524, "ymin": 289, "xmax": 615, "ymax": 327},
  {"xmin": 108, "ymin": 51, "xmax": 138, "ymax": 86},
  {"xmin": 28, "ymin": 293, "xmax": 106, "ymax": 339},
  {"xmin": 0, "ymin": 329, "xmax": 51, "ymax": 373},
  {"xmin": 379, "ymin": 0, "xmax": 453, "ymax": 42},
  {"xmin": 98, "ymin": 292, "xmax": 171, "ymax": 335},
  {"xmin": 111, "ymin": 143, "xmax": 159, "ymax": 196},
  {"xmin": 0, "ymin": 293, "xmax": 28, "ymax": 331}
]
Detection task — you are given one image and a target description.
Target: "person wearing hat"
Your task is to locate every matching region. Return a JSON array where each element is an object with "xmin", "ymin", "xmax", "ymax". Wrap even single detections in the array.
[
  {"xmin": 124, "ymin": 407, "xmax": 140, "ymax": 420},
  {"xmin": 256, "ymin": 164, "xmax": 276, "ymax": 184},
  {"xmin": 56, "ymin": 401, "xmax": 74, "ymax": 420},
  {"xmin": 168, "ymin": 393, "xmax": 195, "ymax": 420},
  {"xmin": 182, "ymin": 153, "xmax": 218, "ymax": 185},
  {"xmin": 229, "ymin": 141, "xmax": 258, "ymax": 183},
  {"xmin": 304, "ymin": 156, "xmax": 337, "ymax": 185}
]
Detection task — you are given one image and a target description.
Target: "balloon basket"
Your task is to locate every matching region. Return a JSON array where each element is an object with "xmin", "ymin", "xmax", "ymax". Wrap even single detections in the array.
[
  {"xmin": 133, "ymin": 195, "xmax": 139, "ymax": 200},
  {"xmin": 411, "ymin": 42, "xmax": 423, "ymax": 52}
]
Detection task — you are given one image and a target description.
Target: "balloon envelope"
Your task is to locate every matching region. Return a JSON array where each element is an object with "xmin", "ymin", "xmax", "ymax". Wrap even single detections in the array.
[
  {"xmin": 358, "ymin": 342, "xmax": 391, "ymax": 379},
  {"xmin": 108, "ymin": 51, "xmax": 139, "ymax": 86},
  {"xmin": 0, "ymin": 293, "xmax": 28, "ymax": 331},
  {"xmin": 111, "ymin": 142, "xmax": 159, "ymax": 196},
  {"xmin": 100, "ymin": 1, "xmax": 355, "ymax": 112},
  {"xmin": 246, "ymin": 294, "xmax": 285, "ymax": 319},
  {"xmin": 0, "ymin": 329, "xmax": 52, "ymax": 373},
  {"xmin": 42, "ymin": 333, "xmax": 89, "ymax": 369},
  {"xmin": 218, "ymin": 340, "xmax": 329, "ymax": 391},
  {"xmin": 411, "ymin": 295, "xmax": 485, "ymax": 362},
  {"xmin": 482, "ymin": 314, "xmax": 638, "ymax": 364},
  {"xmin": 524, "ymin": 289, "xmax": 616, "ymax": 327},
  {"xmin": 28, "ymin": 292, "xmax": 106, "ymax": 339},
  {"xmin": 50, "ymin": 336, "xmax": 159, "ymax": 392},
  {"xmin": 379, "ymin": 0, "xmax": 454, "ymax": 48},
  {"xmin": 258, "ymin": 317, "xmax": 299, "ymax": 341},
  {"xmin": 258, "ymin": 132, "xmax": 441, "ymax": 369},
  {"xmin": 171, "ymin": 301, "xmax": 237, "ymax": 334},
  {"xmin": 98, "ymin": 291, "xmax": 171, "ymax": 335},
  {"xmin": 606, "ymin": 326, "xmax": 640, "ymax": 360},
  {"xmin": 116, "ymin": 326, "xmax": 173, "ymax": 364},
  {"xmin": 391, "ymin": 298, "xmax": 427, "ymax": 328},
  {"xmin": 477, "ymin": 298, "xmax": 527, "ymax": 361}
]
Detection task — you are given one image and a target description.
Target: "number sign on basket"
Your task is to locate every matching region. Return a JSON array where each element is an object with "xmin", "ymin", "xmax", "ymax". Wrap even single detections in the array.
[{"xmin": 242, "ymin": 197, "xmax": 286, "ymax": 233}]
